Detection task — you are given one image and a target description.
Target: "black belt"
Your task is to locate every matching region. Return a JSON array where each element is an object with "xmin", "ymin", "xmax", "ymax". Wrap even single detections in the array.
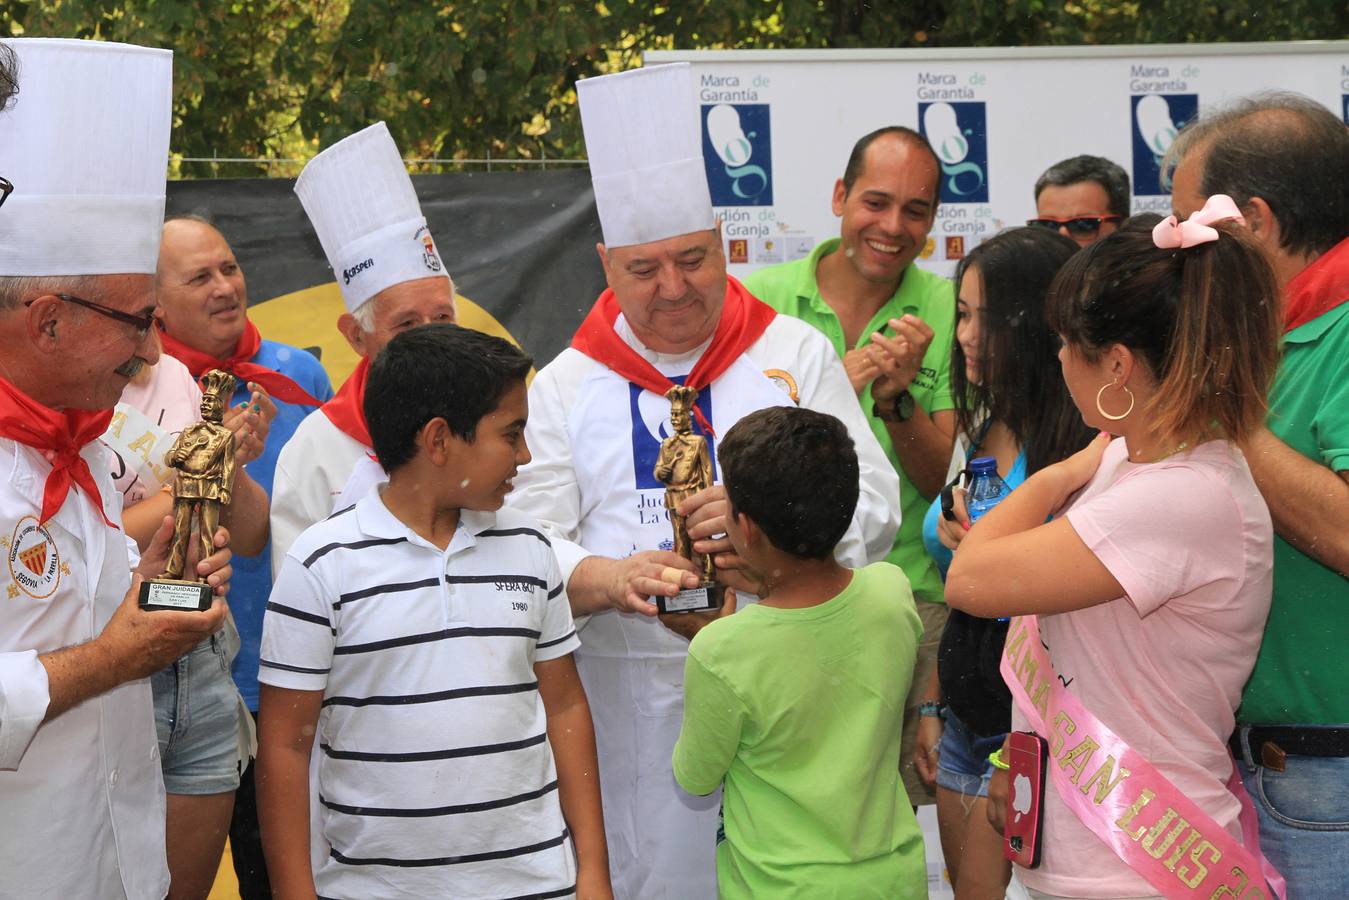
[{"xmin": 1230, "ymin": 725, "xmax": 1349, "ymax": 759}]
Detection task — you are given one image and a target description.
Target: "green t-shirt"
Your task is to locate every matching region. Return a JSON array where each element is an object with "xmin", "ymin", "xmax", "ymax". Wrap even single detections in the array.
[
  {"xmin": 744, "ymin": 242, "xmax": 955, "ymax": 605},
  {"xmin": 1239, "ymin": 301, "xmax": 1349, "ymax": 725},
  {"xmin": 672, "ymin": 563, "xmax": 928, "ymax": 899}
]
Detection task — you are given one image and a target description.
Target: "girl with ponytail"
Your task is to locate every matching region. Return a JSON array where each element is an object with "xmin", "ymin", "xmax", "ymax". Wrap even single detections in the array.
[{"xmin": 945, "ymin": 199, "xmax": 1283, "ymax": 898}]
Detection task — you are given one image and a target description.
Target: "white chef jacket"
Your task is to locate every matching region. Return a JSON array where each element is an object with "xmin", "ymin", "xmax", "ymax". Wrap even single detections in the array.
[
  {"xmin": 0, "ymin": 438, "xmax": 169, "ymax": 900},
  {"xmin": 507, "ymin": 312, "xmax": 901, "ymax": 899},
  {"xmin": 269, "ymin": 409, "xmax": 370, "ymax": 578}
]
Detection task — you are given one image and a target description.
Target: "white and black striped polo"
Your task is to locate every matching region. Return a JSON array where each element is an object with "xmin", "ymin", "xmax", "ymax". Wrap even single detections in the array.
[{"xmin": 259, "ymin": 493, "xmax": 581, "ymax": 900}]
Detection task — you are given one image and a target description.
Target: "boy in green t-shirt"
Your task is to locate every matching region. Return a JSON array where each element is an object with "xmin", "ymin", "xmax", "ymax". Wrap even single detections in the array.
[{"xmin": 672, "ymin": 406, "xmax": 927, "ymax": 899}]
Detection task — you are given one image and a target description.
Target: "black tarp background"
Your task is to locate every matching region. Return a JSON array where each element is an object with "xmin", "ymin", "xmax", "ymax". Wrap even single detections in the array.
[{"xmin": 166, "ymin": 169, "xmax": 605, "ymax": 366}]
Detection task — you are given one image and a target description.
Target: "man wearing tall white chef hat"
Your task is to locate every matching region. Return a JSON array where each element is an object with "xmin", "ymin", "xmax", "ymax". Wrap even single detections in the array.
[
  {"xmin": 0, "ymin": 38, "xmax": 232, "ymax": 898},
  {"xmin": 270, "ymin": 121, "xmax": 456, "ymax": 569},
  {"xmin": 507, "ymin": 62, "xmax": 900, "ymax": 897}
]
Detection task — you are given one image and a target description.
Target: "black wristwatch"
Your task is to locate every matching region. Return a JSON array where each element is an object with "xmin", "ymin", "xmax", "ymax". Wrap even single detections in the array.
[{"xmin": 872, "ymin": 389, "xmax": 916, "ymax": 423}]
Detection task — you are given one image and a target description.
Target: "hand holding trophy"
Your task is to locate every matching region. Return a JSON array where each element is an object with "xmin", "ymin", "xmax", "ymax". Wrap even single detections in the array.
[
  {"xmin": 652, "ymin": 385, "xmax": 724, "ymax": 614},
  {"xmin": 139, "ymin": 370, "xmax": 238, "ymax": 611}
]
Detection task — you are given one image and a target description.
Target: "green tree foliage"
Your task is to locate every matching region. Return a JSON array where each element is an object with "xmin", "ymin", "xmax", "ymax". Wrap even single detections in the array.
[{"xmin": 3, "ymin": 0, "xmax": 1345, "ymax": 175}]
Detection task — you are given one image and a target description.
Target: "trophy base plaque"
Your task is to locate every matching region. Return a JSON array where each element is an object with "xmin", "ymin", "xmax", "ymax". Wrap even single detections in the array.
[
  {"xmin": 139, "ymin": 578, "xmax": 213, "ymax": 612},
  {"xmin": 656, "ymin": 581, "xmax": 724, "ymax": 615}
]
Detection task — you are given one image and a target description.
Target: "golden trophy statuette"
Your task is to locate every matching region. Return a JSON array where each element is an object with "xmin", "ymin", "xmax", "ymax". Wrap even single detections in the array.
[
  {"xmin": 652, "ymin": 385, "xmax": 723, "ymax": 614},
  {"xmin": 139, "ymin": 370, "xmax": 238, "ymax": 612}
]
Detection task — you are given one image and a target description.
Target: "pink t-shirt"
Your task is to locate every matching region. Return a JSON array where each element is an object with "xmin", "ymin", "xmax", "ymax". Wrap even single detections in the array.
[
  {"xmin": 107, "ymin": 356, "xmax": 203, "ymax": 505},
  {"xmin": 1014, "ymin": 437, "xmax": 1272, "ymax": 898}
]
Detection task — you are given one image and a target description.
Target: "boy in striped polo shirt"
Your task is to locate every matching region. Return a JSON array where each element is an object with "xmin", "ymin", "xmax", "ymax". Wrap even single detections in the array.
[{"xmin": 256, "ymin": 324, "xmax": 611, "ymax": 900}]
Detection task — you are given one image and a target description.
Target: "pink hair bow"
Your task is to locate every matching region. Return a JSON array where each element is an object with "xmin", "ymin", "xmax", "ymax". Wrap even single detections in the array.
[{"xmin": 1152, "ymin": 194, "xmax": 1247, "ymax": 249}]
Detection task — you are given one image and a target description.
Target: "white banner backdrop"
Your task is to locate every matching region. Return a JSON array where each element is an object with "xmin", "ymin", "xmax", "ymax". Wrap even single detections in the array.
[{"xmin": 649, "ymin": 42, "xmax": 1349, "ymax": 277}]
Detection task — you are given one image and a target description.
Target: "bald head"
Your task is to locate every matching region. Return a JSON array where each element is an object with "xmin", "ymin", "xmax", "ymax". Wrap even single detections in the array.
[
  {"xmin": 156, "ymin": 216, "xmax": 250, "ymax": 358},
  {"xmin": 1166, "ymin": 92, "xmax": 1349, "ymax": 260}
]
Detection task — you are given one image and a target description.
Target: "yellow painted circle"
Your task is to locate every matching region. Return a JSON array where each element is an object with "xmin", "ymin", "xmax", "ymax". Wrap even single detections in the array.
[{"xmin": 248, "ymin": 283, "xmax": 531, "ymax": 387}]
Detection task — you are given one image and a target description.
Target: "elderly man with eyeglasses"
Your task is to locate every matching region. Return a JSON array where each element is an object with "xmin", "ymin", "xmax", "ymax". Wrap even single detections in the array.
[
  {"xmin": 0, "ymin": 39, "xmax": 234, "ymax": 899},
  {"xmin": 1028, "ymin": 154, "xmax": 1131, "ymax": 248}
]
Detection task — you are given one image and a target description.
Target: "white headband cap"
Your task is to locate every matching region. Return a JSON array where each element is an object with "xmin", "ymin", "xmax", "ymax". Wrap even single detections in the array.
[
  {"xmin": 293, "ymin": 121, "xmax": 450, "ymax": 313},
  {"xmin": 578, "ymin": 63, "xmax": 714, "ymax": 248},
  {"xmin": 0, "ymin": 38, "xmax": 172, "ymax": 276}
]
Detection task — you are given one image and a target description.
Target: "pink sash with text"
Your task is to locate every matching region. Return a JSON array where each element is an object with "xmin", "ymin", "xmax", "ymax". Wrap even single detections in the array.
[{"xmin": 1000, "ymin": 615, "xmax": 1285, "ymax": 899}]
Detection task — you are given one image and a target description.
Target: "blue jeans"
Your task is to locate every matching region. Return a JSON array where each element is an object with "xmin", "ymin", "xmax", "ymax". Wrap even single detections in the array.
[{"xmin": 1233, "ymin": 725, "xmax": 1349, "ymax": 899}]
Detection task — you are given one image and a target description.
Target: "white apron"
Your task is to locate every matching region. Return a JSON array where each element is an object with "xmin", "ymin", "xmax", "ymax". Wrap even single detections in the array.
[{"xmin": 566, "ymin": 352, "xmax": 792, "ymax": 899}]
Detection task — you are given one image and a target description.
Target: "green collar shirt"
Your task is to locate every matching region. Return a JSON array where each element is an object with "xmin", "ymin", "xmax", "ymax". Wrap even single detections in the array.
[{"xmin": 744, "ymin": 239, "xmax": 956, "ymax": 604}]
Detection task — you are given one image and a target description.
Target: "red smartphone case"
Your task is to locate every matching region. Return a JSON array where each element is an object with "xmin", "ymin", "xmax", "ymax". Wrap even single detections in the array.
[{"xmin": 1003, "ymin": 730, "xmax": 1049, "ymax": 869}]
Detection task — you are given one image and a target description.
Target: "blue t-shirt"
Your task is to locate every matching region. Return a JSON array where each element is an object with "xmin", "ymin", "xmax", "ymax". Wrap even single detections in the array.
[
  {"xmin": 922, "ymin": 449, "xmax": 1026, "ymax": 579},
  {"xmin": 229, "ymin": 338, "xmax": 334, "ymax": 709}
]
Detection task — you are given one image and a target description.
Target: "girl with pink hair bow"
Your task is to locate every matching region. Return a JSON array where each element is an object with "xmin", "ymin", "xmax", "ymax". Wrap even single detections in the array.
[{"xmin": 945, "ymin": 208, "xmax": 1286, "ymax": 899}]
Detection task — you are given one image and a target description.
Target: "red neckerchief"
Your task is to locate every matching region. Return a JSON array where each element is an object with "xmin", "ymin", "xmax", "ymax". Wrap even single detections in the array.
[
  {"xmin": 0, "ymin": 376, "xmax": 117, "ymax": 527},
  {"xmin": 1283, "ymin": 236, "xmax": 1349, "ymax": 333},
  {"xmin": 159, "ymin": 319, "xmax": 322, "ymax": 406},
  {"xmin": 570, "ymin": 275, "xmax": 777, "ymax": 437},
  {"xmin": 320, "ymin": 356, "xmax": 373, "ymax": 449}
]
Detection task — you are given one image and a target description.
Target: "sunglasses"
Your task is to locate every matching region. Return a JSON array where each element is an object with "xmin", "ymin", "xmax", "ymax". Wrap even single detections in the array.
[
  {"xmin": 25, "ymin": 292, "xmax": 157, "ymax": 339},
  {"xmin": 1026, "ymin": 215, "xmax": 1122, "ymax": 238},
  {"xmin": 0, "ymin": 176, "xmax": 12, "ymax": 209}
]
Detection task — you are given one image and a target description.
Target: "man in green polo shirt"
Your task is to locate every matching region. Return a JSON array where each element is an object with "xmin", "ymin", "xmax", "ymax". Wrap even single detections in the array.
[
  {"xmin": 744, "ymin": 125, "xmax": 955, "ymax": 806},
  {"xmin": 1168, "ymin": 93, "xmax": 1349, "ymax": 899}
]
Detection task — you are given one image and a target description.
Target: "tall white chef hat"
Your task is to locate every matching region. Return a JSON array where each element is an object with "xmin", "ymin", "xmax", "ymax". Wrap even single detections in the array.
[
  {"xmin": 294, "ymin": 122, "xmax": 450, "ymax": 314},
  {"xmin": 578, "ymin": 62, "xmax": 714, "ymax": 249},
  {"xmin": 0, "ymin": 38, "xmax": 173, "ymax": 276}
]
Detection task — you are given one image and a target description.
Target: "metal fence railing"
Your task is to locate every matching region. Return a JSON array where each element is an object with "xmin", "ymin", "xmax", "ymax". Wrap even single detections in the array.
[{"xmin": 172, "ymin": 153, "xmax": 590, "ymax": 178}]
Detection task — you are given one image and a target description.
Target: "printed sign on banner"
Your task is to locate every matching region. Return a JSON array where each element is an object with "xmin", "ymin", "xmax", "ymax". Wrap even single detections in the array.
[
  {"xmin": 660, "ymin": 43, "xmax": 1347, "ymax": 283},
  {"xmin": 919, "ymin": 101, "xmax": 990, "ymax": 204},
  {"xmin": 918, "ymin": 83, "xmax": 997, "ymax": 264},
  {"xmin": 701, "ymin": 103, "xmax": 774, "ymax": 206},
  {"xmin": 1130, "ymin": 92, "xmax": 1198, "ymax": 197}
]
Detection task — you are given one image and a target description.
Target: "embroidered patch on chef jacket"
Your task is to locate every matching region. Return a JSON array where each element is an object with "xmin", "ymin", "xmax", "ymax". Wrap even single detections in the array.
[
  {"xmin": 763, "ymin": 369, "xmax": 799, "ymax": 404},
  {"xmin": 7, "ymin": 516, "xmax": 62, "ymax": 599}
]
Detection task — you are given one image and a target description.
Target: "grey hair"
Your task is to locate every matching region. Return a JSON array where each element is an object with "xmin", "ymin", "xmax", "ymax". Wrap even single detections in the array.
[
  {"xmin": 1162, "ymin": 91, "xmax": 1349, "ymax": 257},
  {"xmin": 0, "ymin": 275, "xmax": 98, "ymax": 312},
  {"xmin": 164, "ymin": 211, "xmax": 215, "ymax": 227},
  {"xmin": 1034, "ymin": 155, "xmax": 1131, "ymax": 218},
  {"xmin": 347, "ymin": 276, "xmax": 457, "ymax": 334},
  {"xmin": 349, "ymin": 297, "xmax": 377, "ymax": 332}
]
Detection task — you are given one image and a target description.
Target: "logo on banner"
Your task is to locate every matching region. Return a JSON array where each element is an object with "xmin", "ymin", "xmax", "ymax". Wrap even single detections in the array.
[
  {"xmin": 7, "ymin": 517, "xmax": 61, "ymax": 599},
  {"xmin": 1131, "ymin": 93, "xmax": 1197, "ymax": 196},
  {"xmin": 945, "ymin": 236, "xmax": 966, "ymax": 260},
  {"xmin": 630, "ymin": 377, "xmax": 718, "ymax": 490},
  {"xmin": 702, "ymin": 104, "xmax": 773, "ymax": 206},
  {"xmin": 919, "ymin": 101, "xmax": 989, "ymax": 203},
  {"xmin": 756, "ymin": 237, "xmax": 783, "ymax": 264},
  {"xmin": 728, "ymin": 239, "xmax": 749, "ymax": 264}
]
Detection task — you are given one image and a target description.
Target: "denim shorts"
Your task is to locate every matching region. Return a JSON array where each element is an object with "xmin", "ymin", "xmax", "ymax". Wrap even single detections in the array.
[
  {"xmin": 934, "ymin": 708, "xmax": 1007, "ymax": 799},
  {"xmin": 151, "ymin": 632, "xmax": 245, "ymax": 795}
]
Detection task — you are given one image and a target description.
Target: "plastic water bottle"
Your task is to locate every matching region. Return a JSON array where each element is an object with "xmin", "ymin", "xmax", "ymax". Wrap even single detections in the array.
[{"xmin": 966, "ymin": 457, "xmax": 1011, "ymax": 524}]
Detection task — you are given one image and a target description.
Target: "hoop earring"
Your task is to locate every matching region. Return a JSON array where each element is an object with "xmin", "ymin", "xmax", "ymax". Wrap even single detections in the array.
[{"xmin": 1096, "ymin": 383, "xmax": 1135, "ymax": 421}]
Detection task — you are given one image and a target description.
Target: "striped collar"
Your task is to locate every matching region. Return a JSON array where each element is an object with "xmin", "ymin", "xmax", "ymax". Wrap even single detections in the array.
[{"xmin": 353, "ymin": 490, "xmax": 496, "ymax": 555}]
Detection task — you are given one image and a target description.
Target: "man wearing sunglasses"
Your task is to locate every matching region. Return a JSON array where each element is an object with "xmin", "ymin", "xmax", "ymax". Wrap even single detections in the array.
[
  {"xmin": 0, "ymin": 38, "xmax": 232, "ymax": 898},
  {"xmin": 1029, "ymin": 154, "xmax": 1130, "ymax": 248}
]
